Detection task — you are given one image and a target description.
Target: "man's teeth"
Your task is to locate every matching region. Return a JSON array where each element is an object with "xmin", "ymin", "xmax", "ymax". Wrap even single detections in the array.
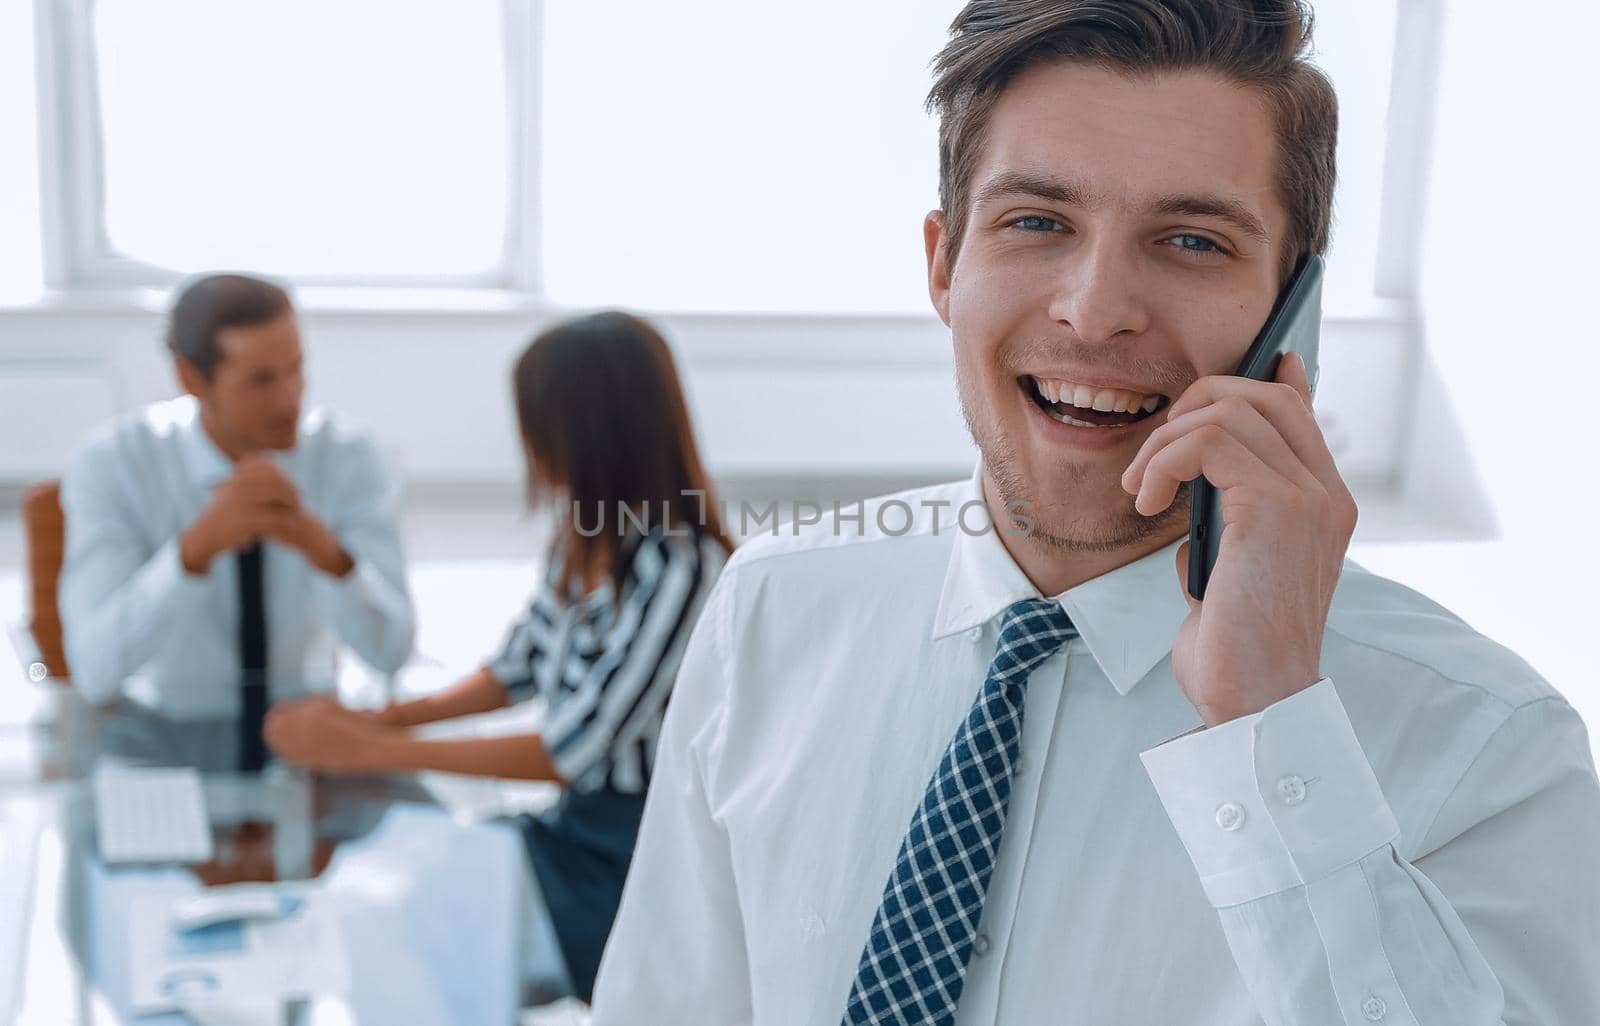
[
  {"xmin": 1048, "ymin": 408, "xmax": 1108, "ymax": 428},
  {"xmin": 1032, "ymin": 377, "xmax": 1162, "ymax": 414}
]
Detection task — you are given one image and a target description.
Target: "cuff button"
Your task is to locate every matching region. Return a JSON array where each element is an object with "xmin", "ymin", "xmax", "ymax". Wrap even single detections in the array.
[
  {"xmin": 1276, "ymin": 775, "xmax": 1307, "ymax": 806},
  {"xmin": 1214, "ymin": 801, "xmax": 1245, "ymax": 831}
]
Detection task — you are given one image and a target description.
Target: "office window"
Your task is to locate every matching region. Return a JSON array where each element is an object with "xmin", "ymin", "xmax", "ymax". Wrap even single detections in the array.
[
  {"xmin": 36, "ymin": 1, "xmax": 1416, "ymax": 307},
  {"xmin": 83, "ymin": 0, "xmax": 511, "ymax": 283},
  {"xmin": 540, "ymin": 0, "xmax": 959, "ymax": 314},
  {"xmin": 542, "ymin": 0, "xmax": 1403, "ymax": 315},
  {"xmin": 0, "ymin": 0, "xmax": 43, "ymax": 301},
  {"xmin": 1311, "ymin": 0, "xmax": 1401, "ymax": 310}
]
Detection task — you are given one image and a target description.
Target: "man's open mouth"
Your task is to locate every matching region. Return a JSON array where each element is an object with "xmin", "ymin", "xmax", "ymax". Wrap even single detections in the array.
[{"xmin": 1020, "ymin": 374, "xmax": 1169, "ymax": 429}]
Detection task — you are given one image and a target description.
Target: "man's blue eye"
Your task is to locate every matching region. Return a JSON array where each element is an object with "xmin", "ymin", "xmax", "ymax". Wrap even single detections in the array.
[
  {"xmin": 1013, "ymin": 215, "xmax": 1060, "ymax": 232},
  {"xmin": 1171, "ymin": 234, "xmax": 1222, "ymax": 253}
]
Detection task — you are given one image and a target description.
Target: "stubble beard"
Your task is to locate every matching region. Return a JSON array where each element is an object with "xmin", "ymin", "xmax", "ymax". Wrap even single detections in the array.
[{"xmin": 960, "ymin": 377, "xmax": 1192, "ymax": 555}]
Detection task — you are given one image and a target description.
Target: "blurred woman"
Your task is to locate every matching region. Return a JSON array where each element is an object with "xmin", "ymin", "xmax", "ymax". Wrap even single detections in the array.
[{"xmin": 266, "ymin": 310, "xmax": 735, "ymax": 1002}]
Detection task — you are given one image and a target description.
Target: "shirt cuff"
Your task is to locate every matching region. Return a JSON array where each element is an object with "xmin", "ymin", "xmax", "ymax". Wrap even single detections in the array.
[
  {"xmin": 320, "ymin": 553, "xmax": 381, "ymax": 599},
  {"xmin": 1139, "ymin": 678, "xmax": 1401, "ymax": 908}
]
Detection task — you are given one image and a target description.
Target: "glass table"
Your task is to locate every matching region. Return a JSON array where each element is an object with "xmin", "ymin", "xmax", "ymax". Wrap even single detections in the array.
[{"xmin": 0, "ymin": 684, "xmax": 540, "ymax": 1025}]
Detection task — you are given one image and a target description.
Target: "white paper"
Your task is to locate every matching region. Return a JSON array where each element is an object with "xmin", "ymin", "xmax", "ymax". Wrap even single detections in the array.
[{"xmin": 129, "ymin": 885, "xmax": 350, "ymax": 1016}]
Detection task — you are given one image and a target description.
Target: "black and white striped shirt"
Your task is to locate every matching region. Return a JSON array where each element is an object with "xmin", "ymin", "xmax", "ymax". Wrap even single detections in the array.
[{"xmin": 488, "ymin": 525, "xmax": 727, "ymax": 794}]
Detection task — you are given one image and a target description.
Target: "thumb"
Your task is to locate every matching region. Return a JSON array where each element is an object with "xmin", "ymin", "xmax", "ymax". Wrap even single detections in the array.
[{"xmin": 1175, "ymin": 541, "xmax": 1201, "ymax": 612}]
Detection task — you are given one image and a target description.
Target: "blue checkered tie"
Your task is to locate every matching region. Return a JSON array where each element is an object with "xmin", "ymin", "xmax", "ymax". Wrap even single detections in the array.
[{"xmin": 841, "ymin": 598, "xmax": 1077, "ymax": 1026}]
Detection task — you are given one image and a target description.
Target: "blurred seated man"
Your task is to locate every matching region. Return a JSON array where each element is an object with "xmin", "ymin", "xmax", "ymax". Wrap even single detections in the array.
[{"xmin": 58, "ymin": 274, "xmax": 414, "ymax": 759}]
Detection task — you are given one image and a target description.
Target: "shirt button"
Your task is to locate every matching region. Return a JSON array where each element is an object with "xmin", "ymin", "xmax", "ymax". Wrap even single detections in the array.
[
  {"xmin": 965, "ymin": 627, "xmax": 982, "ymax": 642},
  {"xmin": 1361, "ymin": 995, "xmax": 1387, "ymax": 1021},
  {"xmin": 1012, "ymin": 756, "xmax": 1026, "ymax": 778},
  {"xmin": 1277, "ymin": 775, "xmax": 1307, "ymax": 806},
  {"xmin": 1214, "ymin": 801, "xmax": 1245, "ymax": 831},
  {"xmin": 27, "ymin": 661, "xmax": 48, "ymax": 683},
  {"xmin": 972, "ymin": 932, "xmax": 991, "ymax": 957}
]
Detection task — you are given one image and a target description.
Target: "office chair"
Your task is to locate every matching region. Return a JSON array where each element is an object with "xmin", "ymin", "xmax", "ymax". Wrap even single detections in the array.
[{"xmin": 21, "ymin": 481, "xmax": 70, "ymax": 682}]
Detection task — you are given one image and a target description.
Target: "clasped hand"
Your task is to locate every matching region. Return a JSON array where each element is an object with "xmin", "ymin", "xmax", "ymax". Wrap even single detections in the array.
[{"xmin": 180, "ymin": 454, "xmax": 353, "ymax": 577}]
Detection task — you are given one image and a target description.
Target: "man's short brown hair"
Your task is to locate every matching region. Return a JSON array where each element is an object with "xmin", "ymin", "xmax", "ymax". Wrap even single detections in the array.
[
  {"xmin": 927, "ymin": 0, "xmax": 1338, "ymax": 284},
  {"xmin": 166, "ymin": 273, "xmax": 293, "ymax": 378}
]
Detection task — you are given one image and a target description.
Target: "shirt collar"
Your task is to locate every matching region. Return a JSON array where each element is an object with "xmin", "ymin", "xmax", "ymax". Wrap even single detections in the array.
[
  {"xmin": 171, "ymin": 395, "xmax": 303, "ymax": 488},
  {"xmin": 931, "ymin": 460, "xmax": 1190, "ymax": 695},
  {"xmin": 172, "ymin": 396, "xmax": 235, "ymax": 488}
]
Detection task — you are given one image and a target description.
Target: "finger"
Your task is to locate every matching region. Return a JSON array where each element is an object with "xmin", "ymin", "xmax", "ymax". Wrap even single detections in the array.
[
  {"xmin": 247, "ymin": 510, "xmax": 299, "ymax": 547},
  {"xmin": 253, "ymin": 476, "xmax": 300, "ymax": 509},
  {"xmin": 256, "ymin": 502, "xmax": 302, "ymax": 526},
  {"xmin": 1155, "ymin": 374, "xmax": 1343, "ymax": 495},
  {"xmin": 231, "ymin": 456, "xmax": 278, "ymax": 489},
  {"xmin": 1123, "ymin": 394, "xmax": 1318, "ymax": 496},
  {"xmin": 234, "ymin": 459, "xmax": 299, "ymax": 504},
  {"xmin": 235, "ymin": 487, "xmax": 297, "ymax": 514},
  {"xmin": 1133, "ymin": 422, "xmax": 1290, "ymax": 516}
]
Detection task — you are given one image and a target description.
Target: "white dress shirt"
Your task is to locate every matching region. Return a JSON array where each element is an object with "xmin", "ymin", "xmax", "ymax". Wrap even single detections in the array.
[
  {"xmin": 59, "ymin": 395, "xmax": 415, "ymax": 716},
  {"xmin": 592, "ymin": 464, "xmax": 1600, "ymax": 1025}
]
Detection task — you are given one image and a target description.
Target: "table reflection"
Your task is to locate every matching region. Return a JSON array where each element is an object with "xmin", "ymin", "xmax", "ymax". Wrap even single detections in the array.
[{"xmin": 1, "ymin": 686, "xmax": 528, "ymax": 1025}]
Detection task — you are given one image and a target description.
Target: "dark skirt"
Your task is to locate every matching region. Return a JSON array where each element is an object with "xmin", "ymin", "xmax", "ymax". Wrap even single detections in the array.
[{"xmin": 518, "ymin": 787, "xmax": 647, "ymax": 1002}]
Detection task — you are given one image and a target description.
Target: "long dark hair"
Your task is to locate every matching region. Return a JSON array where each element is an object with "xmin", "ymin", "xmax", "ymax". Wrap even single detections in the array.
[{"xmin": 512, "ymin": 311, "xmax": 735, "ymax": 601}]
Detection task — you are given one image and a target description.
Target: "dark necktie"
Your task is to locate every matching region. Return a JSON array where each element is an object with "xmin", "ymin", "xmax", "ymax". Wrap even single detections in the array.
[
  {"xmin": 237, "ymin": 542, "xmax": 269, "ymax": 772},
  {"xmin": 842, "ymin": 598, "xmax": 1078, "ymax": 1026}
]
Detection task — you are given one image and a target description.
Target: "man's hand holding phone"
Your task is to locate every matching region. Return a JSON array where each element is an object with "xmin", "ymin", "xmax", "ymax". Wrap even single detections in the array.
[
  {"xmin": 179, "ymin": 454, "xmax": 354, "ymax": 578},
  {"xmin": 1118, "ymin": 352, "xmax": 1357, "ymax": 728}
]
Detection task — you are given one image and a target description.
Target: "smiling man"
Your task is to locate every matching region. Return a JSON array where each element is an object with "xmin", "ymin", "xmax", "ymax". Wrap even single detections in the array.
[{"xmin": 591, "ymin": 3, "xmax": 1600, "ymax": 1024}]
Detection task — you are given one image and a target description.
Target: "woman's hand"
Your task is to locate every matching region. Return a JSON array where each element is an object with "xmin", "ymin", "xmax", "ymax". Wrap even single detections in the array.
[{"xmin": 264, "ymin": 695, "xmax": 400, "ymax": 773}]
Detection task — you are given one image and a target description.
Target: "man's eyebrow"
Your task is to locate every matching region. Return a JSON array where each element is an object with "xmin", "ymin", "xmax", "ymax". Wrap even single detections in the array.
[
  {"xmin": 972, "ymin": 171, "xmax": 1099, "ymax": 210},
  {"xmin": 973, "ymin": 171, "xmax": 1272, "ymax": 248},
  {"xmin": 1151, "ymin": 194, "xmax": 1270, "ymax": 246}
]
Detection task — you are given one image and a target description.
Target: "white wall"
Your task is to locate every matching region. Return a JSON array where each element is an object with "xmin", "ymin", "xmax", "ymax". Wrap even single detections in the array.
[
  {"xmin": 1349, "ymin": 1, "xmax": 1600, "ymax": 737},
  {"xmin": 0, "ymin": 296, "xmax": 1419, "ymax": 503}
]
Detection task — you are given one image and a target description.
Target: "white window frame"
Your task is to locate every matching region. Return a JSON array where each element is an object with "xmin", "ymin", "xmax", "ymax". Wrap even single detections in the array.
[
  {"xmin": 27, "ymin": 0, "xmax": 1441, "ymax": 316},
  {"xmin": 31, "ymin": 0, "xmax": 545, "ymax": 293}
]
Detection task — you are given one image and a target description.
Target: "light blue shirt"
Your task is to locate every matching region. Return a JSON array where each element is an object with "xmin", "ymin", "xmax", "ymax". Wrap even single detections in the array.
[{"xmin": 58, "ymin": 395, "xmax": 415, "ymax": 715}]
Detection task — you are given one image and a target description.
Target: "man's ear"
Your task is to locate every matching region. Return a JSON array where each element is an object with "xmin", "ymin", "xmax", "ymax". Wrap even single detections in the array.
[
  {"xmin": 924, "ymin": 210, "xmax": 952, "ymax": 327},
  {"xmin": 174, "ymin": 357, "xmax": 208, "ymax": 400}
]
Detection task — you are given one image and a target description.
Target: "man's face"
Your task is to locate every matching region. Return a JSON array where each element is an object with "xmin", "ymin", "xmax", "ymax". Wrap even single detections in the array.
[
  {"xmin": 184, "ymin": 311, "xmax": 306, "ymax": 454},
  {"xmin": 926, "ymin": 62, "xmax": 1289, "ymax": 551}
]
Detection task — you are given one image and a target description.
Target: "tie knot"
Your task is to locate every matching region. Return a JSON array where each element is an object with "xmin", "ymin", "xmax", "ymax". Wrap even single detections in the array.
[{"xmin": 991, "ymin": 598, "xmax": 1076, "ymax": 682}]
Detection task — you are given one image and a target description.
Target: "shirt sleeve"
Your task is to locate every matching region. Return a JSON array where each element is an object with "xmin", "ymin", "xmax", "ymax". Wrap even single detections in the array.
[
  {"xmin": 1140, "ymin": 678, "xmax": 1600, "ymax": 1025},
  {"xmin": 310, "ymin": 434, "xmax": 415, "ymax": 675},
  {"xmin": 539, "ymin": 533, "xmax": 706, "ymax": 789},
  {"xmin": 58, "ymin": 447, "xmax": 211, "ymax": 705},
  {"xmin": 589, "ymin": 569, "xmax": 754, "ymax": 1025},
  {"xmin": 485, "ymin": 593, "xmax": 557, "ymax": 703}
]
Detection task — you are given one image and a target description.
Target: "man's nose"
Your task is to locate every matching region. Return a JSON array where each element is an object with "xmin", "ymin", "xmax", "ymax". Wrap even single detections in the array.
[
  {"xmin": 275, "ymin": 375, "xmax": 304, "ymax": 416},
  {"xmin": 1045, "ymin": 236, "xmax": 1152, "ymax": 344}
]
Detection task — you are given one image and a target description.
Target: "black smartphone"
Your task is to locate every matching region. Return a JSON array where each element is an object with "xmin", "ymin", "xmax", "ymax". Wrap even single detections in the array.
[{"xmin": 1186, "ymin": 253, "xmax": 1324, "ymax": 601}]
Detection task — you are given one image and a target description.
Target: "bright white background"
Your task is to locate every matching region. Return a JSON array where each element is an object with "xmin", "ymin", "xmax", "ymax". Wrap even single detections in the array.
[
  {"xmin": 0, "ymin": 1, "xmax": 1596, "ymax": 752},
  {"xmin": 93, "ymin": 0, "xmax": 510, "ymax": 279}
]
